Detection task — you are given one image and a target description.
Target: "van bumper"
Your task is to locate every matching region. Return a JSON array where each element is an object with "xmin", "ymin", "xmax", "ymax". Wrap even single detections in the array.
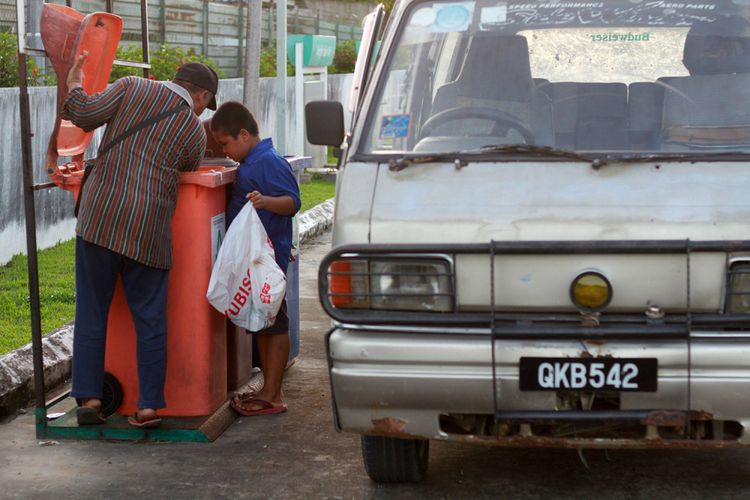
[{"xmin": 327, "ymin": 326, "xmax": 750, "ymax": 448}]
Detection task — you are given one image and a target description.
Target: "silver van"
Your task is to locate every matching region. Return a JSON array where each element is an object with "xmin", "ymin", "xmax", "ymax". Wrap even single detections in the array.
[{"xmin": 306, "ymin": 0, "xmax": 750, "ymax": 483}]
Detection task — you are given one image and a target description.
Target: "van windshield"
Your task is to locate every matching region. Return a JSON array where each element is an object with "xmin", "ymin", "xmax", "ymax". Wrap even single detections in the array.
[{"xmin": 362, "ymin": 0, "xmax": 750, "ymax": 156}]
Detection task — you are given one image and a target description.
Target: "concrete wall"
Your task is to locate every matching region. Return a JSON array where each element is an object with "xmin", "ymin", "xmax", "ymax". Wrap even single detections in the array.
[
  {"xmin": 1, "ymin": 1, "xmax": 365, "ymax": 78},
  {"xmin": 0, "ymin": 73, "xmax": 353, "ymax": 265},
  {"xmin": 298, "ymin": 0, "xmax": 377, "ymax": 20}
]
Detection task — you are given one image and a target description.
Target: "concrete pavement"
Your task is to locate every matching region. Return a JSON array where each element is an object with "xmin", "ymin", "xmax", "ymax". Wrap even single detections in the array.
[{"xmin": 1, "ymin": 231, "xmax": 750, "ymax": 499}]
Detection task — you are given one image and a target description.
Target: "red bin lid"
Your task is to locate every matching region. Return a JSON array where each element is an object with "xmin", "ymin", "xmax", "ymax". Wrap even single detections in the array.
[{"xmin": 41, "ymin": 4, "xmax": 123, "ymax": 157}]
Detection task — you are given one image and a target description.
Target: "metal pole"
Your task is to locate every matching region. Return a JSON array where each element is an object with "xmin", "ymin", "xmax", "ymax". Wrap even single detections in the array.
[
  {"xmin": 140, "ymin": 0, "xmax": 150, "ymax": 78},
  {"xmin": 268, "ymin": 4, "xmax": 274, "ymax": 44},
  {"xmin": 27, "ymin": 0, "xmax": 44, "ymax": 75},
  {"xmin": 16, "ymin": 0, "xmax": 47, "ymax": 430},
  {"xmin": 295, "ymin": 42, "xmax": 303, "ymax": 156},
  {"xmin": 238, "ymin": 3, "xmax": 244, "ymax": 80},
  {"xmin": 160, "ymin": 0, "xmax": 167, "ymax": 44},
  {"xmin": 275, "ymin": 0, "xmax": 287, "ymax": 154},
  {"xmin": 243, "ymin": 0, "xmax": 261, "ymax": 112},
  {"xmin": 203, "ymin": 0, "xmax": 209, "ymax": 57}
]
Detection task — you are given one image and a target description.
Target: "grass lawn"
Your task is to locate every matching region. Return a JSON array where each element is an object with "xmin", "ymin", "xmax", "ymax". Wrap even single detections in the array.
[
  {"xmin": 0, "ymin": 239, "xmax": 77, "ymax": 355},
  {"xmin": 300, "ymin": 174, "xmax": 336, "ymax": 212},
  {"xmin": 0, "ymin": 177, "xmax": 335, "ymax": 355}
]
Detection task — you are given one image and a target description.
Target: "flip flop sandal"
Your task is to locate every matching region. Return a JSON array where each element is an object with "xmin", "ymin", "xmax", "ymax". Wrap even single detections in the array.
[
  {"xmin": 127, "ymin": 412, "xmax": 162, "ymax": 428},
  {"xmin": 230, "ymin": 397, "xmax": 288, "ymax": 417},
  {"xmin": 76, "ymin": 406, "xmax": 107, "ymax": 425}
]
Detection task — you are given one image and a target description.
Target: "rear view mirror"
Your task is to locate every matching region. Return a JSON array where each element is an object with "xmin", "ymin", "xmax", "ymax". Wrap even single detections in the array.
[{"xmin": 306, "ymin": 101, "xmax": 345, "ymax": 147}]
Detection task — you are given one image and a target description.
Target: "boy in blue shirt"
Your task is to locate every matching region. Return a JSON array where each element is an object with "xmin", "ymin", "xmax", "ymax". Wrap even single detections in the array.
[{"xmin": 210, "ymin": 101, "xmax": 301, "ymax": 416}]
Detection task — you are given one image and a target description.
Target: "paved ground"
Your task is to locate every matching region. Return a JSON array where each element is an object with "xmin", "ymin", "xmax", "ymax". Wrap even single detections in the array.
[{"xmin": 1, "ymin": 231, "xmax": 750, "ymax": 499}]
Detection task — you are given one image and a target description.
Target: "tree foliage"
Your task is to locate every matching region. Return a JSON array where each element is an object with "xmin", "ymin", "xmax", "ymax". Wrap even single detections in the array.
[
  {"xmin": 0, "ymin": 32, "xmax": 56, "ymax": 87},
  {"xmin": 1, "ymin": 35, "xmax": 359, "ymax": 88},
  {"xmin": 258, "ymin": 39, "xmax": 357, "ymax": 77},
  {"xmin": 330, "ymin": 39, "xmax": 357, "ymax": 74},
  {"xmin": 259, "ymin": 44, "xmax": 296, "ymax": 77},
  {"xmin": 109, "ymin": 44, "xmax": 224, "ymax": 82}
]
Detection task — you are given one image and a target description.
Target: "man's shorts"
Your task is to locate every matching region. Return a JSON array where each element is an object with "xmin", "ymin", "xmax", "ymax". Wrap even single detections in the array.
[{"xmin": 251, "ymin": 297, "xmax": 288, "ymax": 335}]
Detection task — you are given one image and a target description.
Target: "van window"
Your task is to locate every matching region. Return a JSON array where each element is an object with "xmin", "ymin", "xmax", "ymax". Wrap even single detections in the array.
[{"xmin": 361, "ymin": 0, "xmax": 750, "ymax": 156}]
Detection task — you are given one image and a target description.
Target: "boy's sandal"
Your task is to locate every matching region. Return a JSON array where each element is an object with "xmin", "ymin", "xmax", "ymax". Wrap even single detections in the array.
[
  {"xmin": 127, "ymin": 412, "xmax": 162, "ymax": 428},
  {"xmin": 230, "ymin": 397, "xmax": 287, "ymax": 417}
]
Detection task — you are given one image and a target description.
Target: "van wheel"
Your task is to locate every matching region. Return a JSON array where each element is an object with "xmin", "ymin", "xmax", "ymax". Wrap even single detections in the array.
[{"xmin": 361, "ymin": 435, "xmax": 429, "ymax": 482}]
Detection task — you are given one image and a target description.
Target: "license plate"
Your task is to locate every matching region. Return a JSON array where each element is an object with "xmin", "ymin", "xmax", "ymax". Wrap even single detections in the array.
[{"xmin": 519, "ymin": 357, "xmax": 658, "ymax": 392}]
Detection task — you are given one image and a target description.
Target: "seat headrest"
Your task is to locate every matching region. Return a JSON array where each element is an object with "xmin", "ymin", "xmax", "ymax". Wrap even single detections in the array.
[
  {"xmin": 683, "ymin": 16, "xmax": 750, "ymax": 75},
  {"xmin": 456, "ymin": 34, "xmax": 533, "ymax": 102}
]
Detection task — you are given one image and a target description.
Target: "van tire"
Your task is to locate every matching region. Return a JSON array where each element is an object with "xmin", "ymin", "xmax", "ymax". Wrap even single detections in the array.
[{"xmin": 361, "ymin": 435, "xmax": 429, "ymax": 482}]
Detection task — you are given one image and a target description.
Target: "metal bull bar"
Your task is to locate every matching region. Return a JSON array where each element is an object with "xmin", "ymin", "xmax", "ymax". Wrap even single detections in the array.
[
  {"xmin": 318, "ymin": 239, "xmax": 750, "ymax": 439},
  {"xmin": 486, "ymin": 238, "xmax": 750, "ymax": 435}
]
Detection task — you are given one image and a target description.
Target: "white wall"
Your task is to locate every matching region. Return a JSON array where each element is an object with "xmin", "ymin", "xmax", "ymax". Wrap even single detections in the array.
[{"xmin": 0, "ymin": 74, "xmax": 353, "ymax": 265}]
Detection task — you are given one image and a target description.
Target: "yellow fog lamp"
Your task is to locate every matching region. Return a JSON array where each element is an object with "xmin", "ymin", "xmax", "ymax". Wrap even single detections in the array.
[{"xmin": 570, "ymin": 271, "xmax": 612, "ymax": 313}]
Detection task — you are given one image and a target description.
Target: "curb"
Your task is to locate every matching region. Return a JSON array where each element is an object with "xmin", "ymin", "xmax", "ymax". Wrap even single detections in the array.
[
  {"xmin": 0, "ymin": 324, "xmax": 74, "ymax": 419},
  {"xmin": 298, "ymin": 199, "xmax": 335, "ymax": 245},
  {"xmin": 0, "ymin": 198, "xmax": 335, "ymax": 418}
]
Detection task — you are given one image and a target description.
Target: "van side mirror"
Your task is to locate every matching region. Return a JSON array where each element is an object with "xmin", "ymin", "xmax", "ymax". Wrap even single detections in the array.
[{"xmin": 305, "ymin": 101, "xmax": 345, "ymax": 147}]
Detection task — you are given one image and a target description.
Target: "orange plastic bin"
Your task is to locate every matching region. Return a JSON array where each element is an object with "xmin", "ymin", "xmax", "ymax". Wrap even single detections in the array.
[
  {"xmin": 104, "ymin": 164, "xmax": 236, "ymax": 417},
  {"xmin": 53, "ymin": 164, "xmax": 236, "ymax": 417}
]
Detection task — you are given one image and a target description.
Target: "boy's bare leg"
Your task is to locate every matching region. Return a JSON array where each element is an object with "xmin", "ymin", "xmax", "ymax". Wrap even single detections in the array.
[{"xmin": 252, "ymin": 332, "xmax": 289, "ymax": 406}]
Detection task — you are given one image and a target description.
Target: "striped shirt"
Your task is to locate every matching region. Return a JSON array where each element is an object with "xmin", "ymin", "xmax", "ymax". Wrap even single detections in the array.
[{"xmin": 62, "ymin": 77, "xmax": 207, "ymax": 269}]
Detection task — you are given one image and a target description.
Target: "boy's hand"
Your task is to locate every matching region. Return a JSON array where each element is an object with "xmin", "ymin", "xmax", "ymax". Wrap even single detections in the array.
[
  {"xmin": 246, "ymin": 192, "xmax": 296, "ymax": 215},
  {"xmin": 67, "ymin": 51, "xmax": 88, "ymax": 91},
  {"xmin": 246, "ymin": 190, "xmax": 266, "ymax": 209}
]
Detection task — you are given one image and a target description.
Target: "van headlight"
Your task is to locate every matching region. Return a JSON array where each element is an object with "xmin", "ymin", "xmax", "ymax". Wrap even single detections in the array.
[
  {"xmin": 726, "ymin": 261, "xmax": 750, "ymax": 313},
  {"xmin": 327, "ymin": 257, "xmax": 454, "ymax": 312}
]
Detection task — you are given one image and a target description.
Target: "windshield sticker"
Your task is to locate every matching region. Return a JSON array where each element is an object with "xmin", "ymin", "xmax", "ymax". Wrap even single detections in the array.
[
  {"xmin": 498, "ymin": 1, "xmax": 721, "ymax": 27},
  {"xmin": 380, "ymin": 114, "xmax": 412, "ymax": 139},
  {"xmin": 481, "ymin": 5, "xmax": 508, "ymax": 24},
  {"xmin": 410, "ymin": 7, "xmax": 438, "ymax": 26},
  {"xmin": 432, "ymin": 3, "xmax": 474, "ymax": 32},
  {"xmin": 590, "ymin": 32, "xmax": 651, "ymax": 41}
]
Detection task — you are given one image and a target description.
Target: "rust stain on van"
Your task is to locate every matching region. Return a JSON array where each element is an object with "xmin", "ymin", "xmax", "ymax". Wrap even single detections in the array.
[{"xmin": 371, "ymin": 417, "xmax": 408, "ymax": 434}]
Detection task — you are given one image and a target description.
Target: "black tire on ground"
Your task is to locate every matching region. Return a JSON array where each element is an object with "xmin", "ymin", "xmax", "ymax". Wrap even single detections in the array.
[
  {"xmin": 361, "ymin": 435, "xmax": 429, "ymax": 483},
  {"xmin": 100, "ymin": 372, "xmax": 123, "ymax": 417}
]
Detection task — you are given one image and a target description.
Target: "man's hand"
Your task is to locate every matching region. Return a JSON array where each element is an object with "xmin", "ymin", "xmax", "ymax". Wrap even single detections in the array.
[{"xmin": 66, "ymin": 51, "xmax": 88, "ymax": 91}]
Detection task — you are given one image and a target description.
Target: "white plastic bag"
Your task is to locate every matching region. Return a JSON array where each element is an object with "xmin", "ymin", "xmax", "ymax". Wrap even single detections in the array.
[{"xmin": 206, "ymin": 203, "xmax": 286, "ymax": 332}]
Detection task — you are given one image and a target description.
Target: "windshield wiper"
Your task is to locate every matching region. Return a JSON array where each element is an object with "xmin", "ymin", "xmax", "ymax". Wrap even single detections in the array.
[
  {"xmin": 388, "ymin": 144, "xmax": 603, "ymax": 172},
  {"xmin": 473, "ymin": 144, "xmax": 604, "ymax": 166},
  {"xmin": 472, "ymin": 147, "xmax": 750, "ymax": 167},
  {"xmin": 388, "ymin": 152, "xmax": 468, "ymax": 171},
  {"xmin": 602, "ymin": 151, "xmax": 750, "ymax": 164}
]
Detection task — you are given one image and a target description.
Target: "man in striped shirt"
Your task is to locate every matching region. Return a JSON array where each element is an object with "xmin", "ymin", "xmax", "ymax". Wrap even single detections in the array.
[{"xmin": 61, "ymin": 53, "xmax": 215, "ymax": 427}]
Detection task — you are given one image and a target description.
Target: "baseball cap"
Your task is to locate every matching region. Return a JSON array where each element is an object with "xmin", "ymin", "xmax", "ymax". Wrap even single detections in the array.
[{"xmin": 175, "ymin": 62, "xmax": 219, "ymax": 110}]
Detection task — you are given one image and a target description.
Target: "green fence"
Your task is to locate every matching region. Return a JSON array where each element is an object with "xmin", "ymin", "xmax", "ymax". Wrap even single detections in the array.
[{"xmin": 1, "ymin": 0, "xmax": 363, "ymax": 77}]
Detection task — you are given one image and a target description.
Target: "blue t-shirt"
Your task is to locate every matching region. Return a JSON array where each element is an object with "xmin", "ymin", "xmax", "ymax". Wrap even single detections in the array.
[{"xmin": 227, "ymin": 138, "xmax": 301, "ymax": 273}]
